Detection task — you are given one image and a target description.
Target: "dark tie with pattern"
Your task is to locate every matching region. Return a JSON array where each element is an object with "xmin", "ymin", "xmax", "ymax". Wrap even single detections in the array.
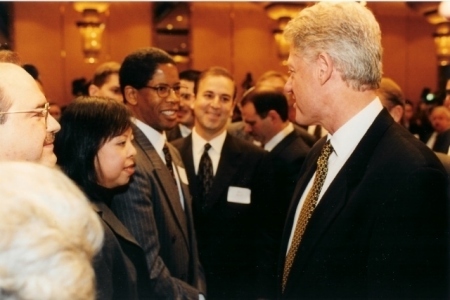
[
  {"xmin": 282, "ymin": 140, "xmax": 334, "ymax": 293},
  {"xmin": 162, "ymin": 143, "xmax": 176, "ymax": 182},
  {"xmin": 198, "ymin": 143, "xmax": 213, "ymax": 201}
]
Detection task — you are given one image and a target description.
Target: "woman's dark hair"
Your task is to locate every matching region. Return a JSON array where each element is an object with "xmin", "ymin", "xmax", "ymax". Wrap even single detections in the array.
[{"xmin": 54, "ymin": 96, "xmax": 133, "ymax": 190}]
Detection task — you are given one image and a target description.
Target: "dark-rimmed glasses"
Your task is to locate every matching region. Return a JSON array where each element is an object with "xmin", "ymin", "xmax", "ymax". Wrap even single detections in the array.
[
  {"xmin": 141, "ymin": 84, "xmax": 185, "ymax": 98},
  {"xmin": 0, "ymin": 102, "xmax": 49, "ymax": 125}
]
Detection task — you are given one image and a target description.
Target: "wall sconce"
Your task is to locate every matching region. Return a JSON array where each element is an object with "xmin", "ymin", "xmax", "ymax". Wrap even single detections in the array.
[
  {"xmin": 264, "ymin": 2, "xmax": 308, "ymax": 64},
  {"xmin": 408, "ymin": 2, "xmax": 450, "ymax": 66},
  {"xmin": 74, "ymin": 2, "xmax": 109, "ymax": 64}
]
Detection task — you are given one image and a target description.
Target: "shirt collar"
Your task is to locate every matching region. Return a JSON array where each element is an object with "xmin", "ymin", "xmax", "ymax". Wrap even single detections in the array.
[
  {"xmin": 134, "ymin": 119, "xmax": 167, "ymax": 152},
  {"xmin": 328, "ymin": 97, "xmax": 383, "ymax": 158},
  {"xmin": 179, "ymin": 124, "xmax": 192, "ymax": 138},
  {"xmin": 192, "ymin": 127, "xmax": 227, "ymax": 156},
  {"xmin": 264, "ymin": 122, "xmax": 294, "ymax": 151}
]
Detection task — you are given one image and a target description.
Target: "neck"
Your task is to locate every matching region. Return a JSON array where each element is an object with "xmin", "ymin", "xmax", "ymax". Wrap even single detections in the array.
[{"xmin": 194, "ymin": 125, "xmax": 226, "ymax": 141}]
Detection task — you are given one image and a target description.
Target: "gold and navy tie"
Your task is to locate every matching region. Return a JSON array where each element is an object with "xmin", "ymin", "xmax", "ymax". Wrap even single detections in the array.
[{"xmin": 282, "ymin": 140, "xmax": 334, "ymax": 292}]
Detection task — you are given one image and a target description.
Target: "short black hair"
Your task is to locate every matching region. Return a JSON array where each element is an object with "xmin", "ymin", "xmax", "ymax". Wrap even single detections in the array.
[
  {"xmin": 119, "ymin": 47, "xmax": 174, "ymax": 95},
  {"xmin": 179, "ymin": 69, "xmax": 200, "ymax": 83},
  {"xmin": 54, "ymin": 96, "xmax": 133, "ymax": 193},
  {"xmin": 241, "ymin": 88, "xmax": 289, "ymax": 121}
]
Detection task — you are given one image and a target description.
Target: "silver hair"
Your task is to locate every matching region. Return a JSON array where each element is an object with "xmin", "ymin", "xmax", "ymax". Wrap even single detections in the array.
[
  {"xmin": 284, "ymin": 2, "xmax": 382, "ymax": 91},
  {"xmin": 0, "ymin": 162, "xmax": 104, "ymax": 300}
]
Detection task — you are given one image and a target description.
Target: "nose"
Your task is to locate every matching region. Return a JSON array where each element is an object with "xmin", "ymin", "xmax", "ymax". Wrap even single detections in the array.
[
  {"xmin": 47, "ymin": 114, "xmax": 61, "ymax": 133},
  {"xmin": 284, "ymin": 78, "xmax": 292, "ymax": 95},
  {"xmin": 211, "ymin": 96, "xmax": 221, "ymax": 108},
  {"xmin": 166, "ymin": 89, "xmax": 180, "ymax": 103},
  {"xmin": 128, "ymin": 143, "xmax": 137, "ymax": 157}
]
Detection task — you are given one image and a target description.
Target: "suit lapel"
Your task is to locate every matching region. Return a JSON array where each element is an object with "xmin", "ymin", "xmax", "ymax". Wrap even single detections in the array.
[
  {"xmin": 132, "ymin": 125, "xmax": 190, "ymax": 247},
  {"xmin": 94, "ymin": 202, "xmax": 141, "ymax": 247},
  {"xmin": 283, "ymin": 109, "xmax": 394, "ymax": 293}
]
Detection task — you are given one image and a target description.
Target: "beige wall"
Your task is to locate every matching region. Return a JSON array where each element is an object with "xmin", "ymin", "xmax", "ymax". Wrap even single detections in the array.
[{"xmin": 12, "ymin": 2, "xmax": 437, "ymax": 107}]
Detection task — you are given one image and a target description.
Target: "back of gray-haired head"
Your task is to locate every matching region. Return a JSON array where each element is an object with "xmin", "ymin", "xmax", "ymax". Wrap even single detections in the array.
[{"xmin": 284, "ymin": 2, "xmax": 382, "ymax": 91}]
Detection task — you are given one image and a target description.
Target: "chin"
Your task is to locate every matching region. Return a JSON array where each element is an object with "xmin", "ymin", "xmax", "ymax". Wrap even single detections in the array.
[{"xmin": 39, "ymin": 153, "xmax": 57, "ymax": 168}]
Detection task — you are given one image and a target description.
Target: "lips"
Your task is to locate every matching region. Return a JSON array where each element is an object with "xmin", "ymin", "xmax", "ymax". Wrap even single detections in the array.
[{"xmin": 124, "ymin": 164, "xmax": 135, "ymax": 175}]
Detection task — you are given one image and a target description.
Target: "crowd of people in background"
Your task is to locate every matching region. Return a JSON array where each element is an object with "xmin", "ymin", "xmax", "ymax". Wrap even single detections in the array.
[{"xmin": 0, "ymin": 2, "xmax": 448, "ymax": 300}]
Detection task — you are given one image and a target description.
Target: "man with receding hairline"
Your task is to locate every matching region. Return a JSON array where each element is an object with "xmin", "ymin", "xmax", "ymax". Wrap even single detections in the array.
[{"xmin": 0, "ymin": 62, "xmax": 60, "ymax": 167}]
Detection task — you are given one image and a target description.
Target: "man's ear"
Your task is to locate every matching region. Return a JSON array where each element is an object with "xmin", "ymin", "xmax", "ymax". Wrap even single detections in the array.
[
  {"xmin": 389, "ymin": 105, "xmax": 404, "ymax": 123},
  {"xmin": 88, "ymin": 84, "xmax": 99, "ymax": 96},
  {"xmin": 317, "ymin": 52, "xmax": 333, "ymax": 85},
  {"xmin": 124, "ymin": 86, "xmax": 138, "ymax": 106},
  {"xmin": 267, "ymin": 109, "xmax": 280, "ymax": 122}
]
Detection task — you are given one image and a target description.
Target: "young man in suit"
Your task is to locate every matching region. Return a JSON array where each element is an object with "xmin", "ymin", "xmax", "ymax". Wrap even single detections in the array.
[
  {"xmin": 172, "ymin": 67, "xmax": 274, "ymax": 299},
  {"xmin": 279, "ymin": 2, "xmax": 448, "ymax": 299},
  {"xmin": 166, "ymin": 69, "xmax": 200, "ymax": 142},
  {"xmin": 240, "ymin": 88, "xmax": 310, "ymax": 240},
  {"xmin": 111, "ymin": 47, "xmax": 206, "ymax": 299}
]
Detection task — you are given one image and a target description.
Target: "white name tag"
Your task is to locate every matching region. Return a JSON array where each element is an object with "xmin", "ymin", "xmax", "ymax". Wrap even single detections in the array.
[
  {"xmin": 227, "ymin": 186, "xmax": 251, "ymax": 204},
  {"xmin": 176, "ymin": 166, "xmax": 189, "ymax": 185}
]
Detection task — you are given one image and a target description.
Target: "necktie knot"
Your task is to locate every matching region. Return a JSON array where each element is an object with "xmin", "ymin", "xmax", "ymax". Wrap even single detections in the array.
[{"xmin": 204, "ymin": 143, "xmax": 211, "ymax": 152}]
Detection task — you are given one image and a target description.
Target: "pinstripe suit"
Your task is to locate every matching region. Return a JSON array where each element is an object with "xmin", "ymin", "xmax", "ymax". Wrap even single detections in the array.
[{"xmin": 111, "ymin": 124, "xmax": 206, "ymax": 299}]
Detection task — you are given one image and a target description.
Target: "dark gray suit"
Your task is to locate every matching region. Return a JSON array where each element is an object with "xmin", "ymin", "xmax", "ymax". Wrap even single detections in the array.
[
  {"xmin": 111, "ymin": 124, "xmax": 206, "ymax": 299},
  {"xmin": 278, "ymin": 109, "xmax": 449, "ymax": 299}
]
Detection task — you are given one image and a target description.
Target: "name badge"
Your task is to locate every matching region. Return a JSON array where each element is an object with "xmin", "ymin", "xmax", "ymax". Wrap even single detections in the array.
[
  {"xmin": 176, "ymin": 166, "xmax": 189, "ymax": 185},
  {"xmin": 227, "ymin": 186, "xmax": 251, "ymax": 204}
]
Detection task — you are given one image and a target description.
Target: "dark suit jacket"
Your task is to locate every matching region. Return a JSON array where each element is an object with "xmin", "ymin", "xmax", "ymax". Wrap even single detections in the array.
[
  {"xmin": 266, "ymin": 125, "xmax": 311, "ymax": 250},
  {"xmin": 86, "ymin": 184, "xmax": 150, "ymax": 300},
  {"xmin": 293, "ymin": 123, "xmax": 317, "ymax": 147},
  {"xmin": 166, "ymin": 124, "xmax": 183, "ymax": 142},
  {"xmin": 432, "ymin": 129, "xmax": 450, "ymax": 154},
  {"xmin": 278, "ymin": 109, "xmax": 449, "ymax": 299},
  {"xmin": 172, "ymin": 133, "xmax": 274, "ymax": 299},
  {"xmin": 111, "ymin": 125, "xmax": 206, "ymax": 299}
]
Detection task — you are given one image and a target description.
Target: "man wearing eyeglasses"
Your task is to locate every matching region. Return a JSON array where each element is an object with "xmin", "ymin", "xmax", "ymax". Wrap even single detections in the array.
[
  {"xmin": 111, "ymin": 47, "xmax": 206, "ymax": 299},
  {"xmin": 166, "ymin": 69, "xmax": 200, "ymax": 142},
  {"xmin": 0, "ymin": 62, "xmax": 60, "ymax": 167}
]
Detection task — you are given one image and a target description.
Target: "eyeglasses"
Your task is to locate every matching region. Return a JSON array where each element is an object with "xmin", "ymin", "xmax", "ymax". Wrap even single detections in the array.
[
  {"xmin": 141, "ymin": 84, "xmax": 185, "ymax": 98},
  {"xmin": 0, "ymin": 102, "xmax": 49, "ymax": 125}
]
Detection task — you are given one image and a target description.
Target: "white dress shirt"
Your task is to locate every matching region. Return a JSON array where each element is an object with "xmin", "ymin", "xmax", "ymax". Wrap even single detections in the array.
[
  {"xmin": 192, "ymin": 127, "xmax": 227, "ymax": 175},
  {"xmin": 135, "ymin": 119, "xmax": 185, "ymax": 210},
  {"xmin": 179, "ymin": 124, "xmax": 192, "ymax": 138},
  {"xmin": 264, "ymin": 122, "xmax": 294, "ymax": 152},
  {"xmin": 286, "ymin": 98, "xmax": 384, "ymax": 253}
]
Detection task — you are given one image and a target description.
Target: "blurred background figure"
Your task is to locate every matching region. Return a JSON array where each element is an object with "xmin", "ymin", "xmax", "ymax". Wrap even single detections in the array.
[
  {"xmin": 55, "ymin": 96, "xmax": 151, "ymax": 300},
  {"xmin": 23, "ymin": 63, "xmax": 45, "ymax": 94},
  {"xmin": 166, "ymin": 69, "xmax": 200, "ymax": 141},
  {"xmin": 48, "ymin": 102, "xmax": 62, "ymax": 122},
  {"xmin": 0, "ymin": 161, "xmax": 103, "ymax": 300},
  {"xmin": 377, "ymin": 77, "xmax": 405, "ymax": 123},
  {"xmin": 426, "ymin": 106, "xmax": 450, "ymax": 154},
  {"xmin": 88, "ymin": 61, "xmax": 123, "ymax": 103}
]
